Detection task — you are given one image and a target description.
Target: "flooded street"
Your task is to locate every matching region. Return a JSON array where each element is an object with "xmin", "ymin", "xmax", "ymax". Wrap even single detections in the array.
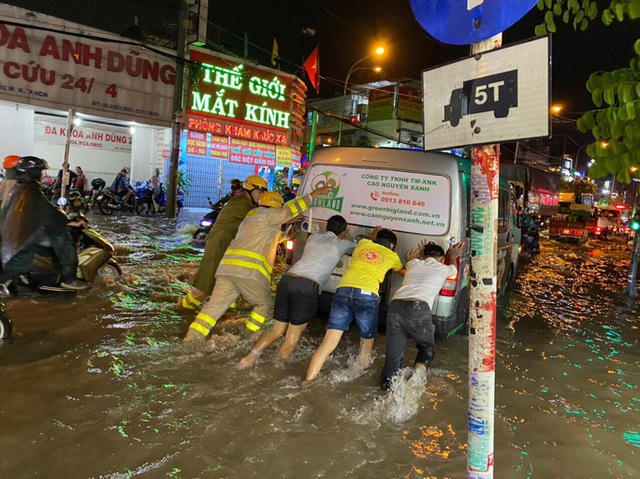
[{"xmin": 1, "ymin": 211, "xmax": 638, "ymax": 479}]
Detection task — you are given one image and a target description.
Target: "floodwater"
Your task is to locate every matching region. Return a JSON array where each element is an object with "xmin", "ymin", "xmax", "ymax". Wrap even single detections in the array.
[{"xmin": 1, "ymin": 211, "xmax": 638, "ymax": 479}]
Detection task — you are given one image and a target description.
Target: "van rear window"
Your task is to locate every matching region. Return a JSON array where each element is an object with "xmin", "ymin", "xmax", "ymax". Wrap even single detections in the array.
[{"xmin": 300, "ymin": 165, "xmax": 451, "ymax": 235}]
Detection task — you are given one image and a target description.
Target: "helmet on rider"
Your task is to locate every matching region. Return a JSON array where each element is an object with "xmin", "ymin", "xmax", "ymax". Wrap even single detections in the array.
[
  {"xmin": 15, "ymin": 156, "xmax": 49, "ymax": 182},
  {"xmin": 243, "ymin": 175, "xmax": 268, "ymax": 192},
  {"xmin": 258, "ymin": 191, "xmax": 284, "ymax": 209},
  {"xmin": 3, "ymin": 155, "xmax": 21, "ymax": 180}
]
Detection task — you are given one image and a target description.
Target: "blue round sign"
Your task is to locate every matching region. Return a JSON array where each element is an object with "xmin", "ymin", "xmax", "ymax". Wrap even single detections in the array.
[{"xmin": 410, "ymin": 0, "xmax": 539, "ymax": 45}]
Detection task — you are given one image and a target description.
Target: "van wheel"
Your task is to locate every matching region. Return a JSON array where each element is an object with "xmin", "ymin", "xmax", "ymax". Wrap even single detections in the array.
[{"xmin": 0, "ymin": 309, "xmax": 12, "ymax": 339}]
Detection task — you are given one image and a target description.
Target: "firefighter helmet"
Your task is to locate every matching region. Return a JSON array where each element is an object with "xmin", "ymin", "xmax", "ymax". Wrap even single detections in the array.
[
  {"xmin": 258, "ymin": 191, "xmax": 284, "ymax": 209},
  {"xmin": 243, "ymin": 175, "xmax": 268, "ymax": 192}
]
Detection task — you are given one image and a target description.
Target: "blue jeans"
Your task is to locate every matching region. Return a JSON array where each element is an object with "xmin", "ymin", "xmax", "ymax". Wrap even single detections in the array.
[{"xmin": 326, "ymin": 287, "xmax": 380, "ymax": 339}]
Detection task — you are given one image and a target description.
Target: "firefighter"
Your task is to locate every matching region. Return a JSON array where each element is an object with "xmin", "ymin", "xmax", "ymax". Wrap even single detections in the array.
[
  {"xmin": 179, "ymin": 175, "xmax": 268, "ymax": 311},
  {"xmin": 0, "ymin": 155, "xmax": 21, "ymax": 209},
  {"xmin": 183, "ymin": 184, "xmax": 332, "ymax": 342}
]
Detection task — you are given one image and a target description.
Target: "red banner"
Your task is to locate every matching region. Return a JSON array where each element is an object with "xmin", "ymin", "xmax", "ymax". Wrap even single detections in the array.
[
  {"xmin": 210, "ymin": 135, "xmax": 230, "ymax": 159},
  {"xmin": 186, "ymin": 130, "xmax": 206, "ymax": 156},
  {"xmin": 186, "ymin": 114, "xmax": 288, "ymax": 146},
  {"xmin": 229, "ymin": 139, "xmax": 275, "ymax": 167}
]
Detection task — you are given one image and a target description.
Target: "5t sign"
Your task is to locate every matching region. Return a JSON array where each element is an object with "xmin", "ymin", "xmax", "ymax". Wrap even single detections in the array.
[{"xmin": 444, "ymin": 70, "xmax": 518, "ymax": 127}]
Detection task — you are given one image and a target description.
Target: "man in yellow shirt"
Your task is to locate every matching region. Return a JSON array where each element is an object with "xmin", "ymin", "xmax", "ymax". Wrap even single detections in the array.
[{"xmin": 306, "ymin": 227, "xmax": 403, "ymax": 381}]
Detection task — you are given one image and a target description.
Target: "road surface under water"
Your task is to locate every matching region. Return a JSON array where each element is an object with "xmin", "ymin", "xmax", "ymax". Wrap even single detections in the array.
[{"xmin": 1, "ymin": 211, "xmax": 638, "ymax": 478}]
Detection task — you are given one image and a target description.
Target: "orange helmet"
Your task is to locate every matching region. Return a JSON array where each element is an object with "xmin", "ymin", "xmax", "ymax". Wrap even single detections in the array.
[
  {"xmin": 3, "ymin": 155, "xmax": 20, "ymax": 169},
  {"xmin": 258, "ymin": 191, "xmax": 284, "ymax": 209}
]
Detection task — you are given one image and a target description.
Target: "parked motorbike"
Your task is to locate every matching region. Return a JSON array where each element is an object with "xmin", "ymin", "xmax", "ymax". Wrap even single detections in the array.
[
  {"xmin": 0, "ymin": 219, "xmax": 121, "ymax": 299},
  {"xmin": 87, "ymin": 178, "xmax": 106, "ymax": 211},
  {"xmin": 192, "ymin": 195, "xmax": 228, "ymax": 240},
  {"xmin": 98, "ymin": 188, "xmax": 137, "ymax": 215},
  {"xmin": 136, "ymin": 183, "xmax": 184, "ymax": 216}
]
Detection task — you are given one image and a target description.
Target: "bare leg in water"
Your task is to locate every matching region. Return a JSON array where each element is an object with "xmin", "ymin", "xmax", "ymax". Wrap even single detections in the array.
[
  {"xmin": 275, "ymin": 323, "xmax": 308, "ymax": 359},
  {"xmin": 305, "ymin": 329, "xmax": 344, "ymax": 381},
  {"xmin": 356, "ymin": 338, "xmax": 375, "ymax": 367},
  {"xmin": 238, "ymin": 321, "xmax": 289, "ymax": 369}
]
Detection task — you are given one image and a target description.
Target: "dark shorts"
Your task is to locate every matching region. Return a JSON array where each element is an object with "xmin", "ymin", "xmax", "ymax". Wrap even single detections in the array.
[
  {"xmin": 273, "ymin": 274, "xmax": 319, "ymax": 326},
  {"xmin": 326, "ymin": 287, "xmax": 380, "ymax": 339}
]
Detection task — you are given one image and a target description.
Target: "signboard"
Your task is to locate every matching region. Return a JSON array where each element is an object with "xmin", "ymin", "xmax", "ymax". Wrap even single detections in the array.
[
  {"xmin": 188, "ymin": 48, "xmax": 304, "ymax": 145},
  {"xmin": 422, "ymin": 36, "xmax": 550, "ymax": 150},
  {"xmin": 397, "ymin": 86, "xmax": 422, "ymax": 123},
  {"xmin": 210, "ymin": 135, "xmax": 230, "ymax": 159},
  {"xmin": 300, "ymin": 164, "xmax": 451, "ymax": 235},
  {"xmin": 367, "ymin": 86, "xmax": 394, "ymax": 122},
  {"xmin": 186, "ymin": 113, "xmax": 288, "ymax": 146},
  {"xmin": 34, "ymin": 120, "xmax": 132, "ymax": 152},
  {"xmin": 0, "ymin": 7, "xmax": 174, "ymax": 126},
  {"xmin": 410, "ymin": 0, "xmax": 539, "ymax": 45},
  {"xmin": 276, "ymin": 146, "xmax": 292, "ymax": 167},
  {"xmin": 229, "ymin": 139, "xmax": 276, "ymax": 167},
  {"xmin": 186, "ymin": 130, "xmax": 207, "ymax": 156}
]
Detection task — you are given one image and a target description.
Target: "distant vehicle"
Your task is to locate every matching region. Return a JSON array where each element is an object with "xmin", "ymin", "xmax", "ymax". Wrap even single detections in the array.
[
  {"xmin": 501, "ymin": 164, "xmax": 561, "ymax": 223},
  {"xmin": 287, "ymin": 147, "xmax": 521, "ymax": 339},
  {"xmin": 549, "ymin": 203, "xmax": 592, "ymax": 244},
  {"xmin": 443, "ymin": 70, "xmax": 518, "ymax": 127}
]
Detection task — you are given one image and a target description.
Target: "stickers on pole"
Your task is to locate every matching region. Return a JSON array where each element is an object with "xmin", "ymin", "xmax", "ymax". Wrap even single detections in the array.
[
  {"xmin": 422, "ymin": 36, "xmax": 550, "ymax": 150},
  {"xmin": 410, "ymin": 0, "xmax": 539, "ymax": 45}
]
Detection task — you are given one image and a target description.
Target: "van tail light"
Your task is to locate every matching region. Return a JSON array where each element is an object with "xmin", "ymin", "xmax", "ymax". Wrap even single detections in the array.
[
  {"xmin": 285, "ymin": 240, "xmax": 294, "ymax": 265},
  {"xmin": 439, "ymin": 272, "xmax": 458, "ymax": 297},
  {"xmin": 596, "ymin": 226, "xmax": 601, "ymax": 233}
]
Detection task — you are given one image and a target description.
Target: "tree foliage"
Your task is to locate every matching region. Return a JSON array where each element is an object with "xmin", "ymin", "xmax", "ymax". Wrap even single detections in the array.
[{"xmin": 536, "ymin": 0, "xmax": 640, "ymax": 183}]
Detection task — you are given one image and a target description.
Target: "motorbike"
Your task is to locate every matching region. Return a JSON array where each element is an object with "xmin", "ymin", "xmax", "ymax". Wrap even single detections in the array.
[
  {"xmin": 136, "ymin": 182, "xmax": 184, "ymax": 216},
  {"xmin": 98, "ymin": 188, "xmax": 137, "ymax": 215},
  {"xmin": 192, "ymin": 195, "xmax": 229, "ymax": 240},
  {"xmin": 522, "ymin": 226, "xmax": 540, "ymax": 255},
  {"xmin": 0, "ymin": 219, "xmax": 121, "ymax": 300}
]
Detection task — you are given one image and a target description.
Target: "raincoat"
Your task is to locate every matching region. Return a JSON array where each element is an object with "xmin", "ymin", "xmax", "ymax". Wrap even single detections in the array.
[
  {"xmin": 189, "ymin": 193, "xmax": 254, "ymax": 295},
  {"xmin": 188, "ymin": 194, "xmax": 312, "ymax": 336}
]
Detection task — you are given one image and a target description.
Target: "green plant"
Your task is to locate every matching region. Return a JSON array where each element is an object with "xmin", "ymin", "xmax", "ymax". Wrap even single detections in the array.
[
  {"xmin": 177, "ymin": 170, "xmax": 192, "ymax": 194},
  {"xmin": 536, "ymin": 0, "xmax": 640, "ymax": 183}
]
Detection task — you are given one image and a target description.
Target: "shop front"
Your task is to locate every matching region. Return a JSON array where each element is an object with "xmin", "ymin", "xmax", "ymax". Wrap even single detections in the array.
[{"xmin": 183, "ymin": 47, "xmax": 306, "ymax": 207}]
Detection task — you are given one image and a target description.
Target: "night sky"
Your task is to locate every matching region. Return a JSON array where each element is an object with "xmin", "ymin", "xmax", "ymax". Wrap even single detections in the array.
[{"xmin": 4, "ymin": 0, "xmax": 637, "ymax": 152}]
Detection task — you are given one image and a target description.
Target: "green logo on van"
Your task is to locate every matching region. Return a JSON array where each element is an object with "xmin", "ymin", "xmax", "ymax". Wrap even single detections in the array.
[{"xmin": 311, "ymin": 171, "xmax": 344, "ymax": 212}]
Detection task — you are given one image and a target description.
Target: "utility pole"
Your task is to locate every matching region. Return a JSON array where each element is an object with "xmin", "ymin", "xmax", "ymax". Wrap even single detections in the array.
[
  {"xmin": 59, "ymin": 107, "xmax": 76, "ymax": 210},
  {"xmin": 166, "ymin": 0, "xmax": 189, "ymax": 218},
  {"xmin": 468, "ymin": 33, "xmax": 501, "ymax": 479},
  {"xmin": 624, "ymin": 204, "xmax": 640, "ymax": 298}
]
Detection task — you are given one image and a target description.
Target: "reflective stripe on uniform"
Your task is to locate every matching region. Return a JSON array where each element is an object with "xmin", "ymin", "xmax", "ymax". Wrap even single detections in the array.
[
  {"xmin": 245, "ymin": 321, "xmax": 261, "ymax": 332},
  {"xmin": 196, "ymin": 312, "xmax": 217, "ymax": 327},
  {"xmin": 287, "ymin": 201, "xmax": 300, "ymax": 216},
  {"xmin": 189, "ymin": 322, "xmax": 210, "ymax": 336},
  {"xmin": 295, "ymin": 196, "xmax": 308, "ymax": 213},
  {"xmin": 225, "ymin": 249, "xmax": 272, "ymax": 274},
  {"xmin": 181, "ymin": 297, "xmax": 195, "ymax": 310},
  {"xmin": 250, "ymin": 310, "xmax": 266, "ymax": 324},
  {"xmin": 220, "ymin": 259, "xmax": 271, "ymax": 280},
  {"xmin": 187, "ymin": 291, "xmax": 202, "ymax": 306}
]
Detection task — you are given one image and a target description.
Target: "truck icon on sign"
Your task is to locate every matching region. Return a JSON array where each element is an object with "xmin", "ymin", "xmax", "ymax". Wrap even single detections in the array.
[{"xmin": 443, "ymin": 70, "xmax": 518, "ymax": 127}]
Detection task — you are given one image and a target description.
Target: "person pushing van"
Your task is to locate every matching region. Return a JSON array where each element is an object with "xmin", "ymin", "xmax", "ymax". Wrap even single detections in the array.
[
  {"xmin": 183, "ymin": 184, "xmax": 333, "ymax": 342},
  {"xmin": 305, "ymin": 227, "xmax": 403, "ymax": 381},
  {"xmin": 238, "ymin": 215, "xmax": 355, "ymax": 368},
  {"xmin": 380, "ymin": 240, "xmax": 463, "ymax": 391}
]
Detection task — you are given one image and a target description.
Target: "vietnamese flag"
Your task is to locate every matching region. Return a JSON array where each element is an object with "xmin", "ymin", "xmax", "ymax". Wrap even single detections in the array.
[{"xmin": 303, "ymin": 46, "xmax": 320, "ymax": 94}]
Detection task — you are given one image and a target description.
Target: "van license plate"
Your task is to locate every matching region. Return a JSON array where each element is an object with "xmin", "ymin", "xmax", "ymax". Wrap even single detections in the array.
[{"xmin": 563, "ymin": 229, "xmax": 570, "ymax": 234}]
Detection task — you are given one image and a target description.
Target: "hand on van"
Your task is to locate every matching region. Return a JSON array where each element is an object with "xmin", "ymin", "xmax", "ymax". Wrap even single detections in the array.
[
  {"xmin": 447, "ymin": 242, "xmax": 464, "ymax": 263},
  {"xmin": 368, "ymin": 225, "xmax": 382, "ymax": 240},
  {"xmin": 310, "ymin": 185, "xmax": 333, "ymax": 198}
]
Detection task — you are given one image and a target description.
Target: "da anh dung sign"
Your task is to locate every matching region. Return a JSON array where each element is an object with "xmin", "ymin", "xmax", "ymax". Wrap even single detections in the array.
[
  {"xmin": 188, "ymin": 48, "xmax": 297, "ymax": 141},
  {"xmin": 300, "ymin": 164, "xmax": 451, "ymax": 236},
  {"xmin": 0, "ymin": 7, "xmax": 175, "ymax": 126}
]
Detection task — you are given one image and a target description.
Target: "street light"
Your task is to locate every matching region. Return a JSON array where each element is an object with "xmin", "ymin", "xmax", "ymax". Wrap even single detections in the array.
[
  {"xmin": 338, "ymin": 46, "xmax": 386, "ymax": 146},
  {"xmin": 551, "ymin": 104, "xmax": 562, "ymax": 114}
]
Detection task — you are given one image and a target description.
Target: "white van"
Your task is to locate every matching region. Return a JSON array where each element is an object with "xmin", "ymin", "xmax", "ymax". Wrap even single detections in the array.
[{"xmin": 287, "ymin": 147, "xmax": 520, "ymax": 338}]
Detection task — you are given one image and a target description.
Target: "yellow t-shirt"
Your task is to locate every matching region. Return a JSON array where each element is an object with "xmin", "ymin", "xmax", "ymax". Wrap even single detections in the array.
[{"xmin": 338, "ymin": 239, "xmax": 403, "ymax": 295}]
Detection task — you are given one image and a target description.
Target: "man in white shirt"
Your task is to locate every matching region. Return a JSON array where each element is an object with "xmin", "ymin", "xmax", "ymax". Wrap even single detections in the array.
[
  {"xmin": 239, "ymin": 215, "xmax": 355, "ymax": 368},
  {"xmin": 380, "ymin": 240, "xmax": 463, "ymax": 390}
]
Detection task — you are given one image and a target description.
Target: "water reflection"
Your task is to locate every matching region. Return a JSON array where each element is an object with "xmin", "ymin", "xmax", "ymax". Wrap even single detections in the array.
[{"xmin": 1, "ymin": 215, "xmax": 638, "ymax": 478}]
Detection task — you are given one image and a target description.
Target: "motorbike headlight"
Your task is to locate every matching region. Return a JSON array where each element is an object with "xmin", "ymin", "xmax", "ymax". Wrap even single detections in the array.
[{"xmin": 200, "ymin": 220, "xmax": 213, "ymax": 227}]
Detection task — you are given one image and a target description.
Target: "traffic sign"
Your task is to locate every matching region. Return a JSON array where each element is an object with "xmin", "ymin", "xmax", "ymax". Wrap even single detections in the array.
[
  {"xmin": 410, "ymin": 0, "xmax": 539, "ymax": 45},
  {"xmin": 422, "ymin": 36, "xmax": 550, "ymax": 151}
]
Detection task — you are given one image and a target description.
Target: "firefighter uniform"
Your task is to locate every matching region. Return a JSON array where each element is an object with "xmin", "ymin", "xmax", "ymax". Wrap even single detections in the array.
[{"xmin": 187, "ymin": 194, "xmax": 311, "ymax": 338}]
